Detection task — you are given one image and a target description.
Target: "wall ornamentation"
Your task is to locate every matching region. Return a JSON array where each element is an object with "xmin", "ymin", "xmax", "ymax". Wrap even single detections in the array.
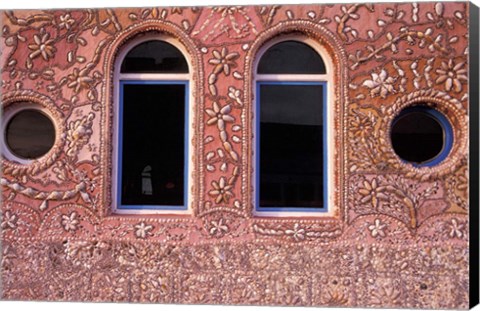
[{"xmin": 1, "ymin": 2, "xmax": 477, "ymax": 308}]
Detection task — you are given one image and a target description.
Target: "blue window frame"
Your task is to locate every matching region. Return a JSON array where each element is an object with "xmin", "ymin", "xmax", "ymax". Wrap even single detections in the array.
[
  {"xmin": 114, "ymin": 37, "xmax": 192, "ymax": 213},
  {"xmin": 256, "ymin": 81, "xmax": 328, "ymax": 213},
  {"xmin": 255, "ymin": 38, "xmax": 330, "ymax": 214},
  {"xmin": 117, "ymin": 80, "xmax": 189, "ymax": 211}
]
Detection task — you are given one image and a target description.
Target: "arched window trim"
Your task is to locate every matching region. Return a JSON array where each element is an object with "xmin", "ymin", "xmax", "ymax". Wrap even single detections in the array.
[
  {"xmin": 253, "ymin": 35, "xmax": 336, "ymax": 217},
  {"xmin": 112, "ymin": 33, "xmax": 193, "ymax": 215}
]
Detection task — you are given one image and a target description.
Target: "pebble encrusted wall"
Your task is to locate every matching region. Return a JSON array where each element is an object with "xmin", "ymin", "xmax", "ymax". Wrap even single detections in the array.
[{"xmin": 0, "ymin": 3, "xmax": 472, "ymax": 308}]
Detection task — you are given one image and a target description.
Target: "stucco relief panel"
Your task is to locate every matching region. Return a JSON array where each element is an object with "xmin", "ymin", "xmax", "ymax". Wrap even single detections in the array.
[{"xmin": 0, "ymin": 2, "xmax": 473, "ymax": 308}]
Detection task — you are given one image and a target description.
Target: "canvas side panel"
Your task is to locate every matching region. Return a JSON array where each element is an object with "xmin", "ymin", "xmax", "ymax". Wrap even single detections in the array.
[{"xmin": 0, "ymin": 4, "xmax": 472, "ymax": 308}]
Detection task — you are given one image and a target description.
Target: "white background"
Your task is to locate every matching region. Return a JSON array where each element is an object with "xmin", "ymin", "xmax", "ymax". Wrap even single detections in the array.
[{"xmin": 0, "ymin": 0, "xmax": 479, "ymax": 310}]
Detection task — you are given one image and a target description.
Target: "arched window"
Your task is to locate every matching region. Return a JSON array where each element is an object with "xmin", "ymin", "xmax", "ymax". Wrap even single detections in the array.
[
  {"xmin": 113, "ymin": 35, "xmax": 191, "ymax": 213},
  {"xmin": 255, "ymin": 37, "xmax": 331, "ymax": 215}
]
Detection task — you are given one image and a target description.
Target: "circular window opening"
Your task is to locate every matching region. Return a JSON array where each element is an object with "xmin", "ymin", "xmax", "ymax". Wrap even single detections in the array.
[
  {"xmin": 391, "ymin": 106, "xmax": 453, "ymax": 167},
  {"xmin": 4, "ymin": 109, "xmax": 56, "ymax": 160}
]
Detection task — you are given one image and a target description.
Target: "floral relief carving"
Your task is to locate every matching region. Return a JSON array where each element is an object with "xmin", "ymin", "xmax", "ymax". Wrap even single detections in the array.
[
  {"xmin": 345, "ymin": 2, "xmax": 464, "ymax": 72},
  {"xmin": 66, "ymin": 68, "xmax": 94, "ymax": 93},
  {"xmin": 61, "ymin": 212, "xmax": 80, "ymax": 232},
  {"xmin": 350, "ymin": 174, "xmax": 441, "ymax": 229},
  {"xmin": 207, "ymin": 47, "xmax": 240, "ymax": 96},
  {"xmin": 362, "ymin": 69, "xmax": 396, "ymax": 99},
  {"xmin": 57, "ymin": 13, "xmax": 76, "ymax": 30},
  {"xmin": 208, "ymin": 177, "xmax": 234, "ymax": 204},
  {"xmin": 0, "ymin": 2, "xmax": 473, "ymax": 308},
  {"xmin": 200, "ymin": 36, "xmax": 244, "ymax": 218},
  {"xmin": 134, "ymin": 222, "xmax": 154, "ymax": 239},
  {"xmin": 368, "ymin": 218, "xmax": 388, "ymax": 238},
  {"xmin": 1, "ymin": 202, "xmax": 41, "ymax": 238},
  {"xmin": 66, "ymin": 112, "xmax": 95, "ymax": 159},
  {"xmin": 28, "ymin": 29, "xmax": 57, "ymax": 61},
  {"xmin": 206, "ymin": 101, "xmax": 235, "ymax": 130},
  {"xmin": 334, "ymin": 4, "xmax": 373, "ymax": 42},
  {"xmin": 1, "ymin": 211, "xmax": 19, "ymax": 231},
  {"xmin": 209, "ymin": 218, "xmax": 229, "ymax": 237},
  {"xmin": 358, "ymin": 178, "xmax": 388, "ymax": 209},
  {"xmin": 443, "ymin": 218, "xmax": 467, "ymax": 240},
  {"xmin": 435, "ymin": 59, "xmax": 467, "ymax": 93}
]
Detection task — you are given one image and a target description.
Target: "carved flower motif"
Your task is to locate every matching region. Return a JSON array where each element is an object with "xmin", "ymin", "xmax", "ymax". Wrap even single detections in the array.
[
  {"xmin": 208, "ymin": 47, "xmax": 239, "ymax": 76},
  {"xmin": 61, "ymin": 212, "xmax": 79, "ymax": 232},
  {"xmin": 58, "ymin": 13, "xmax": 75, "ymax": 30},
  {"xmin": 206, "ymin": 102, "xmax": 235, "ymax": 130},
  {"xmin": 368, "ymin": 219, "xmax": 387, "ymax": 238},
  {"xmin": 1, "ymin": 211, "xmax": 18, "ymax": 230},
  {"xmin": 446, "ymin": 218, "xmax": 465, "ymax": 239},
  {"xmin": 350, "ymin": 111, "xmax": 374, "ymax": 140},
  {"xmin": 435, "ymin": 59, "xmax": 467, "ymax": 93},
  {"xmin": 285, "ymin": 223, "xmax": 306, "ymax": 241},
  {"xmin": 28, "ymin": 32, "xmax": 56, "ymax": 61},
  {"xmin": 358, "ymin": 178, "xmax": 388, "ymax": 208},
  {"xmin": 209, "ymin": 177, "xmax": 233, "ymax": 204},
  {"xmin": 135, "ymin": 222, "xmax": 153, "ymax": 239},
  {"xmin": 362, "ymin": 69, "xmax": 396, "ymax": 99},
  {"xmin": 210, "ymin": 219, "xmax": 228, "ymax": 236},
  {"xmin": 67, "ymin": 68, "xmax": 94, "ymax": 93}
]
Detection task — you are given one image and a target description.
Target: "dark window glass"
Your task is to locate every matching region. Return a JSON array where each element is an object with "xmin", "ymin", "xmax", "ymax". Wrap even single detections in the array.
[
  {"xmin": 391, "ymin": 107, "xmax": 449, "ymax": 165},
  {"xmin": 121, "ymin": 83, "xmax": 186, "ymax": 206},
  {"xmin": 121, "ymin": 40, "xmax": 189, "ymax": 73},
  {"xmin": 258, "ymin": 41, "xmax": 326, "ymax": 74},
  {"xmin": 5, "ymin": 109, "xmax": 55, "ymax": 159},
  {"xmin": 259, "ymin": 84, "xmax": 324, "ymax": 208}
]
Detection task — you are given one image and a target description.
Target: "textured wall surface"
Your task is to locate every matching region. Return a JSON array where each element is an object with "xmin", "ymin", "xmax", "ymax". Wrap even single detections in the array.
[{"xmin": 0, "ymin": 3, "xmax": 472, "ymax": 308}]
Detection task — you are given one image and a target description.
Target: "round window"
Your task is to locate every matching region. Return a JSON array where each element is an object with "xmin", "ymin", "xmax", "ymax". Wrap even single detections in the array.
[
  {"xmin": 4, "ymin": 109, "xmax": 56, "ymax": 160},
  {"xmin": 390, "ymin": 106, "xmax": 453, "ymax": 167}
]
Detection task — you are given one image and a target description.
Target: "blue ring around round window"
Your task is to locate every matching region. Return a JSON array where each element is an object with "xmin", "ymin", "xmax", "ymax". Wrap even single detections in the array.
[{"xmin": 391, "ymin": 106, "xmax": 453, "ymax": 167}]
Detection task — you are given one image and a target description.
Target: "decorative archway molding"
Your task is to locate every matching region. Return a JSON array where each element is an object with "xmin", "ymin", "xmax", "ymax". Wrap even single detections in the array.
[
  {"xmin": 100, "ymin": 20, "xmax": 205, "ymax": 217},
  {"xmin": 242, "ymin": 20, "xmax": 349, "ymax": 223}
]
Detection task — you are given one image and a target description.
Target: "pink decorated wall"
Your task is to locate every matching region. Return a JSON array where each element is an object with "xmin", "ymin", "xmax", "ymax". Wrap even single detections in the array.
[{"xmin": 0, "ymin": 2, "xmax": 476, "ymax": 308}]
